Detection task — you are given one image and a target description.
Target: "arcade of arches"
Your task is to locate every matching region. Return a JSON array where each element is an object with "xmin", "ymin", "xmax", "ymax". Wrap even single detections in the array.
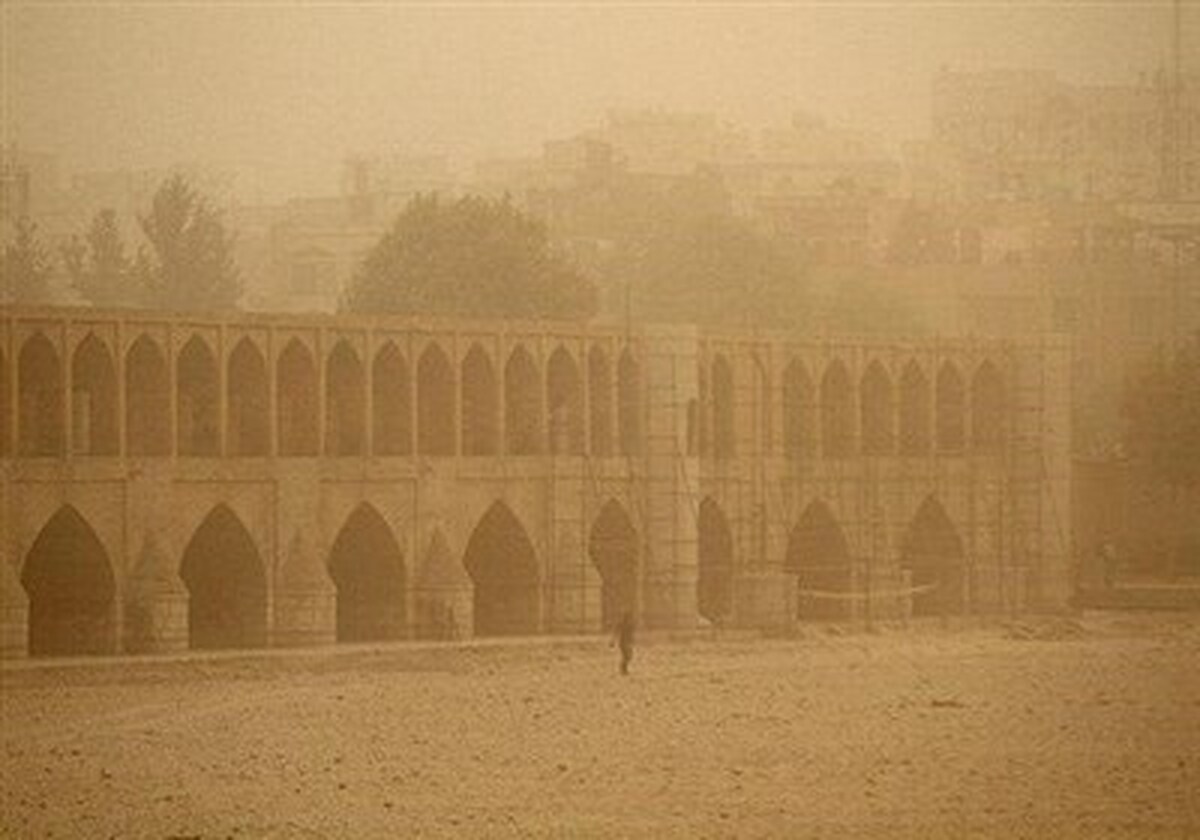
[{"xmin": 1, "ymin": 309, "xmax": 1072, "ymax": 658}]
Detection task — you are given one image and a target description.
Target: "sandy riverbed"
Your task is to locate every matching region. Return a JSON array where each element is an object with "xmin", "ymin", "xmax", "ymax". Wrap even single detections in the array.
[{"xmin": 2, "ymin": 613, "xmax": 1198, "ymax": 839}]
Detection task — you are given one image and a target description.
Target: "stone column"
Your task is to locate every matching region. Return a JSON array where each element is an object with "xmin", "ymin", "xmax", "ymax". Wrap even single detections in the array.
[
  {"xmin": 272, "ymin": 529, "xmax": 336, "ymax": 647},
  {"xmin": 123, "ymin": 534, "xmax": 189, "ymax": 655}
]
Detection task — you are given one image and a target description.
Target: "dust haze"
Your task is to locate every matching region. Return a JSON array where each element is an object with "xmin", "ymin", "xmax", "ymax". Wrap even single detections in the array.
[{"xmin": 1, "ymin": 3, "xmax": 1199, "ymax": 839}]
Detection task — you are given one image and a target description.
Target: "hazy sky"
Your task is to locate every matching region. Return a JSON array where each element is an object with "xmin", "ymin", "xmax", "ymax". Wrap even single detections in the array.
[{"xmin": 3, "ymin": 1, "xmax": 1192, "ymax": 201}]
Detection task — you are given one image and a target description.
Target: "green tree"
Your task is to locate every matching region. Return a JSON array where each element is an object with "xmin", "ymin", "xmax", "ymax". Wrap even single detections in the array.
[
  {"xmin": 139, "ymin": 175, "xmax": 241, "ymax": 311},
  {"xmin": 1, "ymin": 216, "xmax": 54, "ymax": 304},
  {"xmin": 1124, "ymin": 332, "xmax": 1200, "ymax": 492},
  {"xmin": 344, "ymin": 194, "xmax": 596, "ymax": 320},
  {"xmin": 62, "ymin": 209, "xmax": 137, "ymax": 307}
]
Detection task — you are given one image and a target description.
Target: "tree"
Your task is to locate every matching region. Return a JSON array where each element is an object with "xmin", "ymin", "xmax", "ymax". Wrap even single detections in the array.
[
  {"xmin": 1124, "ymin": 332, "xmax": 1200, "ymax": 491},
  {"xmin": 62, "ymin": 209, "xmax": 137, "ymax": 307},
  {"xmin": 1, "ymin": 216, "xmax": 54, "ymax": 304},
  {"xmin": 139, "ymin": 175, "xmax": 241, "ymax": 311},
  {"xmin": 344, "ymin": 194, "xmax": 596, "ymax": 320}
]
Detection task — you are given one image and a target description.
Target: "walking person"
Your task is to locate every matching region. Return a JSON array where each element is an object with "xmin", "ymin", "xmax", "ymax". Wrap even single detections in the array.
[{"xmin": 611, "ymin": 610, "xmax": 635, "ymax": 676}]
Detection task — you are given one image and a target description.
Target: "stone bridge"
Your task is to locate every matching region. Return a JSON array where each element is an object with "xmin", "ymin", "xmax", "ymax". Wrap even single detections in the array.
[{"xmin": 0, "ymin": 305, "xmax": 1072, "ymax": 657}]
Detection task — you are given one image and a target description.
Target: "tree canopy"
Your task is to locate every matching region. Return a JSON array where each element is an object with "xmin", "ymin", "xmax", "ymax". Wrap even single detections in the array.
[
  {"xmin": 1, "ymin": 217, "xmax": 54, "ymax": 304},
  {"xmin": 1124, "ymin": 332, "xmax": 1200, "ymax": 491},
  {"xmin": 138, "ymin": 175, "xmax": 241, "ymax": 311},
  {"xmin": 62, "ymin": 209, "xmax": 136, "ymax": 307},
  {"xmin": 344, "ymin": 194, "xmax": 597, "ymax": 320}
]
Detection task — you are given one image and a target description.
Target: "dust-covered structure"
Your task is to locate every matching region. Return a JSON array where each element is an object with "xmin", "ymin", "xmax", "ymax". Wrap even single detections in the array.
[{"xmin": 0, "ymin": 305, "xmax": 1071, "ymax": 657}]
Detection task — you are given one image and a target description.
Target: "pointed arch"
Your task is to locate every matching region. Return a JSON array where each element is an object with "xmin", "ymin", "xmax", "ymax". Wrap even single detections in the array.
[
  {"xmin": 328, "ymin": 504, "xmax": 407, "ymax": 642},
  {"xmin": 820, "ymin": 360, "xmax": 854, "ymax": 458},
  {"xmin": 276, "ymin": 339, "xmax": 318, "ymax": 455},
  {"xmin": 125, "ymin": 335, "xmax": 170, "ymax": 456},
  {"xmin": 373, "ymin": 342, "xmax": 412, "ymax": 456},
  {"xmin": 860, "ymin": 360, "xmax": 894, "ymax": 456},
  {"xmin": 712, "ymin": 355, "xmax": 735, "ymax": 458},
  {"xmin": 461, "ymin": 344, "xmax": 499, "ymax": 456},
  {"xmin": 697, "ymin": 498, "xmax": 734, "ymax": 624},
  {"xmin": 462, "ymin": 502, "xmax": 540, "ymax": 636},
  {"xmin": 505, "ymin": 345, "xmax": 542, "ymax": 455},
  {"xmin": 786, "ymin": 500, "xmax": 853, "ymax": 620},
  {"xmin": 617, "ymin": 348, "xmax": 642, "ymax": 456},
  {"xmin": 547, "ymin": 346, "xmax": 583, "ymax": 455},
  {"xmin": 18, "ymin": 332, "xmax": 64, "ymax": 456},
  {"xmin": 417, "ymin": 343, "xmax": 455, "ymax": 455},
  {"xmin": 588, "ymin": 346, "xmax": 613, "ymax": 457},
  {"xmin": 899, "ymin": 360, "xmax": 931, "ymax": 456},
  {"xmin": 21, "ymin": 505, "xmax": 117, "ymax": 656},
  {"xmin": 971, "ymin": 360, "xmax": 1006, "ymax": 453},
  {"xmin": 180, "ymin": 505, "xmax": 268, "ymax": 649},
  {"xmin": 589, "ymin": 500, "xmax": 638, "ymax": 631},
  {"xmin": 70, "ymin": 334, "xmax": 118, "ymax": 456},
  {"xmin": 783, "ymin": 358, "xmax": 814, "ymax": 459},
  {"xmin": 177, "ymin": 335, "xmax": 219, "ymax": 456},
  {"xmin": 936, "ymin": 362, "xmax": 966, "ymax": 453},
  {"xmin": 901, "ymin": 497, "xmax": 966, "ymax": 616},
  {"xmin": 227, "ymin": 337, "xmax": 269, "ymax": 456}
]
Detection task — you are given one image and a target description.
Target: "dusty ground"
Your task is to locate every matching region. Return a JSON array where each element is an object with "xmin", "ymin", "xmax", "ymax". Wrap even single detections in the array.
[{"xmin": 2, "ymin": 613, "xmax": 1198, "ymax": 839}]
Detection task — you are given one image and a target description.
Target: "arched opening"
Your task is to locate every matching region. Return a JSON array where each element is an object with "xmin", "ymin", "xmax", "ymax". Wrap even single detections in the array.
[
  {"xmin": 325, "ymin": 341, "xmax": 366, "ymax": 456},
  {"xmin": 786, "ymin": 501, "xmax": 853, "ymax": 621},
  {"xmin": 21, "ymin": 506, "xmax": 117, "ymax": 656},
  {"xmin": 328, "ymin": 504, "xmax": 407, "ymax": 642},
  {"xmin": 971, "ymin": 361, "xmax": 1005, "ymax": 453},
  {"xmin": 0, "ymin": 348, "xmax": 9, "ymax": 456},
  {"xmin": 70, "ymin": 335, "xmax": 118, "ymax": 456},
  {"xmin": 18, "ymin": 333, "xmax": 64, "ymax": 456},
  {"xmin": 697, "ymin": 498, "xmax": 734, "ymax": 624},
  {"xmin": 180, "ymin": 505, "xmax": 268, "ymax": 649},
  {"xmin": 547, "ymin": 346, "xmax": 583, "ymax": 455},
  {"xmin": 899, "ymin": 361, "xmax": 931, "ymax": 456},
  {"xmin": 860, "ymin": 361, "xmax": 894, "ymax": 456},
  {"xmin": 276, "ymin": 339, "xmax": 318, "ymax": 455},
  {"xmin": 617, "ymin": 348, "xmax": 641, "ymax": 456},
  {"xmin": 461, "ymin": 344, "xmax": 499, "ymax": 456},
  {"xmin": 936, "ymin": 362, "xmax": 966, "ymax": 453},
  {"xmin": 373, "ymin": 342, "xmax": 412, "ymax": 456},
  {"xmin": 589, "ymin": 500, "xmax": 638, "ymax": 631},
  {"xmin": 695, "ymin": 364, "xmax": 710, "ymax": 456},
  {"xmin": 901, "ymin": 497, "xmax": 966, "ymax": 616},
  {"xmin": 417, "ymin": 343, "xmax": 455, "ymax": 456},
  {"xmin": 588, "ymin": 346, "xmax": 613, "ymax": 457},
  {"xmin": 462, "ymin": 502, "xmax": 540, "ymax": 636},
  {"xmin": 820, "ymin": 360, "xmax": 854, "ymax": 458},
  {"xmin": 227, "ymin": 338, "xmax": 269, "ymax": 456},
  {"xmin": 177, "ymin": 335, "xmax": 219, "ymax": 456},
  {"xmin": 505, "ymin": 345, "xmax": 542, "ymax": 455},
  {"xmin": 712, "ymin": 355, "xmax": 735, "ymax": 458},
  {"xmin": 783, "ymin": 358, "xmax": 814, "ymax": 460},
  {"xmin": 125, "ymin": 336, "xmax": 170, "ymax": 456}
]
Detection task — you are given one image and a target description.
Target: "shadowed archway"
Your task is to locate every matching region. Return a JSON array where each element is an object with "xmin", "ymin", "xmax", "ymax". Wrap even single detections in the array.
[
  {"xmin": 618, "ymin": 349, "xmax": 642, "ymax": 456},
  {"xmin": 125, "ymin": 335, "xmax": 170, "ymax": 455},
  {"xmin": 786, "ymin": 501, "xmax": 853, "ymax": 620},
  {"xmin": 180, "ymin": 505, "xmax": 268, "ymax": 649},
  {"xmin": 21, "ymin": 506, "xmax": 117, "ymax": 656},
  {"xmin": 505, "ymin": 346, "xmax": 542, "ymax": 455},
  {"xmin": 588, "ymin": 346, "xmax": 613, "ymax": 457},
  {"xmin": 325, "ymin": 341, "xmax": 366, "ymax": 456},
  {"xmin": 177, "ymin": 336, "xmax": 219, "ymax": 456},
  {"xmin": 373, "ymin": 343, "xmax": 412, "ymax": 456},
  {"xmin": 277, "ymin": 339, "xmax": 318, "ymax": 455},
  {"xmin": 936, "ymin": 362, "xmax": 966, "ymax": 453},
  {"xmin": 860, "ymin": 360, "xmax": 893, "ymax": 456},
  {"xmin": 820, "ymin": 360, "xmax": 853, "ymax": 458},
  {"xmin": 18, "ymin": 333, "xmax": 64, "ymax": 456},
  {"xmin": 328, "ymin": 504, "xmax": 406, "ymax": 642},
  {"xmin": 589, "ymin": 500, "xmax": 638, "ymax": 631},
  {"xmin": 712, "ymin": 355, "xmax": 735, "ymax": 458},
  {"xmin": 547, "ymin": 346, "xmax": 583, "ymax": 455},
  {"xmin": 461, "ymin": 344, "xmax": 498, "ymax": 456},
  {"xmin": 227, "ymin": 338, "xmax": 269, "ymax": 456},
  {"xmin": 900, "ymin": 361, "xmax": 931, "ymax": 456},
  {"xmin": 697, "ymin": 498, "xmax": 734, "ymax": 624},
  {"xmin": 783, "ymin": 358, "xmax": 814, "ymax": 459},
  {"xmin": 901, "ymin": 497, "xmax": 966, "ymax": 617},
  {"xmin": 417, "ymin": 344, "xmax": 455, "ymax": 455},
  {"xmin": 462, "ymin": 502, "xmax": 540, "ymax": 636},
  {"xmin": 71, "ymin": 334, "xmax": 118, "ymax": 455},
  {"xmin": 971, "ymin": 360, "xmax": 1005, "ymax": 453}
]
